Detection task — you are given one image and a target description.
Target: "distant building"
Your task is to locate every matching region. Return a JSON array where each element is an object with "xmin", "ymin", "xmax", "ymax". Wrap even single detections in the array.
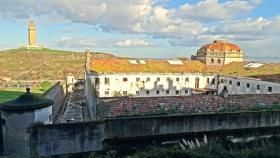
[
  {"xmin": 22, "ymin": 20, "xmax": 44, "ymax": 49},
  {"xmin": 192, "ymin": 40, "xmax": 244, "ymax": 66},
  {"xmin": 85, "ymin": 58, "xmax": 280, "ymax": 98}
]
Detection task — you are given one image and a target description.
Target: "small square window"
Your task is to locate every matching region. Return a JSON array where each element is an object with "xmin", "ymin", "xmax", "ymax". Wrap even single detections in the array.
[
  {"xmin": 185, "ymin": 90, "xmax": 188, "ymax": 94},
  {"xmin": 105, "ymin": 91, "xmax": 109, "ymax": 95},
  {"xmin": 157, "ymin": 77, "xmax": 160, "ymax": 81},
  {"xmin": 176, "ymin": 77, "xmax": 180, "ymax": 82},
  {"xmin": 136, "ymin": 91, "xmax": 139, "ymax": 95},
  {"xmin": 123, "ymin": 91, "xmax": 128, "ymax": 95},
  {"xmin": 185, "ymin": 77, "xmax": 189, "ymax": 82},
  {"xmin": 146, "ymin": 77, "xmax": 150, "ymax": 82},
  {"xmin": 123, "ymin": 78, "xmax": 128, "ymax": 82},
  {"xmin": 237, "ymin": 82, "xmax": 241, "ymax": 87},
  {"xmin": 156, "ymin": 90, "xmax": 160, "ymax": 95},
  {"xmin": 136, "ymin": 77, "xmax": 140, "ymax": 81},
  {"xmin": 176, "ymin": 90, "xmax": 179, "ymax": 94},
  {"xmin": 229, "ymin": 80, "xmax": 232, "ymax": 85},
  {"xmin": 268, "ymin": 87, "xmax": 273, "ymax": 92},
  {"xmin": 105, "ymin": 78, "xmax": 109, "ymax": 84},
  {"xmin": 146, "ymin": 90, "xmax": 150, "ymax": 95},
  {"xmin": 207, "ymin": 78, "xmax": 210, "ymax": 83},
  {"xmin": 220, "ymin": 79, "xmax": 224, "ymax": 83},
  {"xmin": 166, "ymin": 90, "xmax": 169, "ymax": 94},
  {"xmin": 246, "ymin": 83, "xmax": 250, "ymax": 88},
  {"xmin": 257, "ymin": 85, "xmax": 260, "ymax": 90},
  {"xmin": 95, "ymin": 78, "xmax": 100, "ymax": 84}
]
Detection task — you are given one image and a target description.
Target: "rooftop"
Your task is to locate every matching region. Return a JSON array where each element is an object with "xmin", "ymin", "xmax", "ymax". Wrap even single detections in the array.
[{"xmin": 91, "ymin": 59, "xmax": 206, "ymax": 73}]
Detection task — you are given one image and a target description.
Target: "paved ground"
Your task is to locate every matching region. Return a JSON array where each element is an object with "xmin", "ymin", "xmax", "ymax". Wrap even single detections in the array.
[{"xmin": 61, "ymin": 81, "xmax": 88, "ymax": 123}]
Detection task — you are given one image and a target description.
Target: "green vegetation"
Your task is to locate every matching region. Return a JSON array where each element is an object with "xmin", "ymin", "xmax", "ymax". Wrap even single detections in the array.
[
  {"xmin": 87, "ymin": 136, "xmax": 280, "ymax": 158},
  {"xmin": 0, "ymin": 48, "xmax": 117, "ymax": 80},
  {"xmin": 0, "ymin": 83, "xmax": 53, "ymax": 103}
]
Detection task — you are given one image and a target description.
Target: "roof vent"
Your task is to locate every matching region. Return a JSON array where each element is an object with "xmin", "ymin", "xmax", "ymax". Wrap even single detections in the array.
[
  {"xmin": 244, "ymin": 63, "xmax": 264, "ymax": 69},
  {"xmin": 167, "ymin": 60, "xmax": 183, "ymax": 65}
]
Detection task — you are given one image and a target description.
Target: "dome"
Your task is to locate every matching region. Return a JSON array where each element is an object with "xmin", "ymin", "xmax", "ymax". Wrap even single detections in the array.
[{"xmin": 199, "ymin": 40, "xmax": 241, "ymax": 53}]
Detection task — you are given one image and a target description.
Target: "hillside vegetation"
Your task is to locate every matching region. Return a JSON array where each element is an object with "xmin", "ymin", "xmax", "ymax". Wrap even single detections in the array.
[
  {"xmin": 0, "ymin": 48, "xmax": 279, "ymax": 82},
  {"xmin": 0, "ymin": 48, "xmax": 117, "ymax": 80}
]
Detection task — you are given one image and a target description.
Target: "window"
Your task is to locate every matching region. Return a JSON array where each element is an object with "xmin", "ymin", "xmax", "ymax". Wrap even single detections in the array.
[
  {"xmin": 123, "ymin": 78, "xmax": 128, "ymax": 82},
  {"xmin": 176, "ymin": 77, "xmax": 180, "ymax": 82},
  {"xmin": 211, "ymin": 58, "xmax": 214, "ymax": 63},
  {"xmin": 95, "ymin": 78, "xmax": 100, "ymax": 84},
  {"xmin": 136, "ymin": 91, "xmax": 139, "ymax": 95},
  {"xmin": 257, "ymin": 85, "xmax": 260, "ymax": 90},
  {"xmin": 123, "ymin": 91, "xmax": 128, "ymax": 95},
  {"xmin": 176, "ymin": 90, "xmax": 179, "ymax": 95},
  {"xmin": 146, "ymin": 77, "xmax": 150, "ymax": 82},
  {"xmin": 136, "ymin": 77, "xmax": 140, "ymax": 81},
  {"xmin": 220, "ymin": 79, "xmax": 224, "ymax": 83},
  {"xmin": 237, "ymin": 82, "xmax": 241, "ymax": 87},
  {"xmin": 212, "ymin": 78, "xmax": 215, "ymax": 85},
  {"xmin": 229, "ymin": 80, "xmax": 232, "ymax": 85},
  {"xmin": 157, "ymin": 77, "xmax": 160, "ymax": 81},
  {"xmin": 166, "ymin": 90, "xmax": 169, "ymax": 94},
  {"xmin": 146, "ymin": 90, "xmax": 150, "ymax": 95},
  {"xmin": 105, "ymin": 78, "xmax": 109, "ymax": 84},
  {"xmin": 185, "ymin": 77, "xmax": 189, "ymax": 82},
  {"xmin": 105, "ymin": 91, "xmax": 109, "ymax": 95},
  {"xmin": 246, "ymin": 83, "xmax": 250, "ymax": 88},
  {"xmin": 218, "ymin": 59, "xmax": 221, "ymax": 64},
  {"xmin": 185, "ymin": 90, "xmax": 189, "ymax": 94},
  {"xmin": 268, "ymin": 87, "xmax": 273, "ymax": 92},
  {"xmin": 156, "ymin": 90, "xmax": 160, "ymax": 95},
  {"xmin": 207, "ymin": 78, "xmax": 210, "ymax": 83}
]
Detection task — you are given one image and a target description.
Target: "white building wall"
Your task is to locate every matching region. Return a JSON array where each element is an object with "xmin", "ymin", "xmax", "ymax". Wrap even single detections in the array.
[
  {"xmin": 217, "ymin": 76, "xmax": 280, "ymax": 95},
  {"xmin": 89, "ymin": 73, "xmax": 216, "ymax": 97}
]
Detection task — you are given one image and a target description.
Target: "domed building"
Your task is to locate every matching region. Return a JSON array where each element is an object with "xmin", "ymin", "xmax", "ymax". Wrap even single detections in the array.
[{"xmin": 193, "ymin": 40, "xmax": 244, "ymax": 66}]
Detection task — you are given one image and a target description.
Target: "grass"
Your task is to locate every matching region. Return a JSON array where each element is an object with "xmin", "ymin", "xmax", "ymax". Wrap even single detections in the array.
[
  {"xmin": 0, "ymin": 84, "xmax": 53, "ymax": 103},
  {"xmin": 0, "ymin": 48, "xmax": 117, "ymax": 80}
]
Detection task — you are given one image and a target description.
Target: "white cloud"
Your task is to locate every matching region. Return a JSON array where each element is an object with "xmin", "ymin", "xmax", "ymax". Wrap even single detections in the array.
[
  {"xmin": 54, "ymin": 37, "xmax": 155, "ymax": 49},
  {"xmin": 176, "ymin": 0, "xmax": 261, "ymax": 22},
  {"xmin": 115, "ymin": 39, "xmax": 155, "ymax": 47},
  {"xmin": 1, "ymin": 0, "xmax": 280, "ymax": 57}
]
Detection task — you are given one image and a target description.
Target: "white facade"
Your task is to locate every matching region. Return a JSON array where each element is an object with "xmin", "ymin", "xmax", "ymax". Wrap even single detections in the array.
[
  {"xmin": 216, "ymin": 76, "xmax": 280, "ymax": 95},
  {"xmin": 88, "ymin": 73, "xmax": 216, "ymax": 97},
  {"xmin": 87, "ymin": 72, "xmax": 280, "ymax": 98}
]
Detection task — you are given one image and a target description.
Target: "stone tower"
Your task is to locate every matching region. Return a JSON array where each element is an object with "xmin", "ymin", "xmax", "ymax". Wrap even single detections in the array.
[{"xmin": 28, "ymin": 21, "xmax": 36, "ymax": 46}]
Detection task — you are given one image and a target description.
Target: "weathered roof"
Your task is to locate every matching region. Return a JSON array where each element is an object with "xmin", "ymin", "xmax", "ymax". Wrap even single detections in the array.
[
  {"xmin": 199, "ymin": 40, "xmax": 241, "ymax": 52},
  {"xmin": 91, "ymin": 59, "xmax": 206, "ymax": 73}
]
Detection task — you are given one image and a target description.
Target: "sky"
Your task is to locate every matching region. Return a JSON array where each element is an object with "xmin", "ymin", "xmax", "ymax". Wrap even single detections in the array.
[{"xmin": 0, "ymin": 0, "xmax": 279, "ymax": 58}]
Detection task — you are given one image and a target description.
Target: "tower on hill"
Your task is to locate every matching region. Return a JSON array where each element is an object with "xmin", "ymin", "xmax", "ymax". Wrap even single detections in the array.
[
  {"xmin": 22, "ymin": 20, "xmax": 44, "ymax": 49},
  {"xmin": 28, "ymin": 21, "xmax": 36, "ymax": 46}
]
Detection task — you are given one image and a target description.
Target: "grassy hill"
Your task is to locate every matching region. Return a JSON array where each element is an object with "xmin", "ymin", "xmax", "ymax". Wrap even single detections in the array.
[{"xmin": 0, "ymin": 48, "xmax": 118, "ymax": 81}]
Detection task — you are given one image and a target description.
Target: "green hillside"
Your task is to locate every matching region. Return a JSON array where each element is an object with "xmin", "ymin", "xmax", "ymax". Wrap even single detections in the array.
[{"xmin": 0, "ymin": 48, "xmax": 117, "ymax": 80}]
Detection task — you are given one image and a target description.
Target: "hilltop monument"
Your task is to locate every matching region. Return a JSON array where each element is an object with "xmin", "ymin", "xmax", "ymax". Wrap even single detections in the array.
[
  {"xmin": 22, "ymin": 20, "xmax": 44, "ymax": 49},
  {"xmin": 28, "ymin": 21, "xmax": 37, "ymax": 47}
]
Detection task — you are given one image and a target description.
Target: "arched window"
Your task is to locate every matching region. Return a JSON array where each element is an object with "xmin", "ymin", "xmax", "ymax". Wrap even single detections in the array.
[
  {"xmin": 211, "ymin": 58, "xmax": 214, "ymax": 63},
  {"xmin": 218, "ymin": 59, "xmax": 221, "ymax": 64}
]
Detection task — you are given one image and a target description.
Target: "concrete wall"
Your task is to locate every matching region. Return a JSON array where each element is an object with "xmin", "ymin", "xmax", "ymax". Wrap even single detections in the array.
[
  {"xmin": 85, "ymin": 77, "xmax": 96, "ymax": 119},
  {"xmin": 30, "ymin": 110, "xmax": 280, "ymax": 156},
  {"xmin": 30, "ymin": 122, "xmax": 103, "ymax": 156},
  {"xmin": 43, "ymin": 82, "xmax": 66, "ymax": 120},
  {"xmin": 103, "ymin": 111, "xmax": 280, "ymax": 140}
]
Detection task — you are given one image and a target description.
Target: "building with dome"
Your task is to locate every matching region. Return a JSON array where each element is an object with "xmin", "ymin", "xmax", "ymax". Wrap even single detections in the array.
[{"xmin": 192, "ymin": 40, "xmax": 244, "ymax": 66}]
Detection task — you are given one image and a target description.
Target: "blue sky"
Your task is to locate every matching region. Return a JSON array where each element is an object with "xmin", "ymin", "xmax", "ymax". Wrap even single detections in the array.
[{"xmin": 0, "ymin": 0, "xmax": 279, "ymax": 58}]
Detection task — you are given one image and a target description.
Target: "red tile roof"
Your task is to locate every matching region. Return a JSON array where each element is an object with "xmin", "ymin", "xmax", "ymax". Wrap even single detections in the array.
[{"xmin": 200, "ymin": 40, "xmax": 241, "ymax": 52}]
